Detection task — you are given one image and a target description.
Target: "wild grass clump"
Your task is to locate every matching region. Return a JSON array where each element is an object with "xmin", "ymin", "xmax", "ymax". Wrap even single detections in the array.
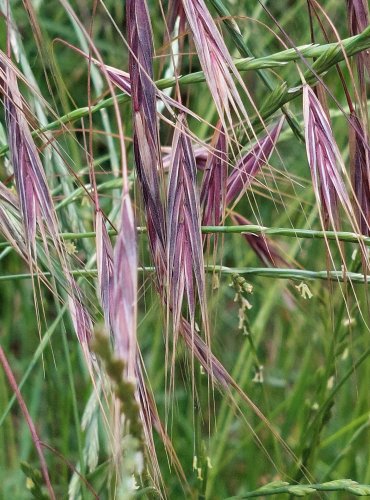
[{"xmin": 0, "ymin": 0, "xmax": 370, "ymax": 498}]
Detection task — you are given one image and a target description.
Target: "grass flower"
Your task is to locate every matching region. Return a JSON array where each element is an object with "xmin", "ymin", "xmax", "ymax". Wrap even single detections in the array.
[
  {"xmin": 303, "ymin": 84, "xmax": 356, "ymax": 231},
  {"xmin": 167, "ymin": 114, "xmax": 208, "ymax": 335},
  {"xmin": 226, "ymin": 118, "xmax": 285, "ymax": 206},
  {"xmin": 1, "ymin": 54, "xmax": 93, "ymax": 343},
  {"xmin": 1, "ymin": 2, "xmax": 370, "ymax": 497}
]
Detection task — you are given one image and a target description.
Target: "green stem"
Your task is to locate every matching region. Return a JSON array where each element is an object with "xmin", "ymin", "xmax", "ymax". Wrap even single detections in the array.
[
  {"xmin": 226, "ymin": 479, "xmax": 370, "ymax": 498},
  {"xmin": 1, "ymin": 225, "xmax": 369, "ymax": 249},
  {"xmin": 1, "ymin": 26, "xmax": 369, "ymax": 157},
  {"xmin": 201, "ymin": 226, "xmax": 370, "ymax": 246},
  {"xmin": 0, "ymin": 266, "xmax": 368, "ymax": 283}
]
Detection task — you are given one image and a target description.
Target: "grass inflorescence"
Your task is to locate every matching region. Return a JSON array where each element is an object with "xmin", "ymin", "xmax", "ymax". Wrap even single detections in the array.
[{"xmin": 0, "ymin": 0, "xmax": 370, "ymax": 498}]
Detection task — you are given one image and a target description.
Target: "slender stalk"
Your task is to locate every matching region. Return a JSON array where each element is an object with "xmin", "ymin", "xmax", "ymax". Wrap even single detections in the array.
[
  {"xmin": 0, "ymin": 27, "xmax": 369, "ymax": 158},
  {"xmin": 226, "ymin": 479, "xmax": 370, "ymax": 498},
  {"xmin": 2, "ymin": 225, "xmax": 368, "ymax": 250},
  {"xmin": 201, "ymin": 225, "xmax": 370, "ymax": 245},
  {"xmin": 0, "ymin": 266, "xmax": 368, "ymax": 283}
]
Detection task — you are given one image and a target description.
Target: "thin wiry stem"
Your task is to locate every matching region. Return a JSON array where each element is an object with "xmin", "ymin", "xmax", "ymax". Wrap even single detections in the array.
[
  {"xmin": 1, "ymin": 27, "xmax": 369, "ymax": 157},
  {"xmin": 1, "ymin": 224, "xmax": 368, "ymax": 247},
  {"xmin": 1, "ymin": 266, "xmax": 368, "ymax": 283}
]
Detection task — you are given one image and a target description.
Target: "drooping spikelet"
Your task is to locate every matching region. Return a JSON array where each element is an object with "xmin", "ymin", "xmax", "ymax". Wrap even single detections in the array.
[
  {"xmin": 231, "ymin": 212, "xmax": 289, "ymax": 268},
  {"xmin": 200, "ymin": 122, "xmax": 228, "ymax": 230},
  {"xmin": 349, "ymin": 113, "xmax": 370, "ymax": 237},
  {"xmin": 181, "ymin": 0, "xmax": 255, "ymax": 130},
  {"xmin": 303, "ymin": 84, "xmax": 356, "ymax": 231},
  {"xmin": 167, "ymin": 114, "xmax": 208, "ymax": 335},
  {"xmin": 1, "ymin": 53, "xmax": 93, "ymax": 344},
  {"xmin": 126, "ymin": 0, "xmax": 166, "ymax": 290},
  {"xmin": 111, "ymin": 195, "xmax": 138, "ymax": 381},
  {"xmin": 226, "ymin": 118, "xmax": 285, "ymax": 207}
]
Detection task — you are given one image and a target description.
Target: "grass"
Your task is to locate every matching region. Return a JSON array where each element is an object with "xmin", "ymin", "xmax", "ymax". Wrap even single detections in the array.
[{"xmin": 0, "ymin": 0, "xmax": 370, "ymax": 498}]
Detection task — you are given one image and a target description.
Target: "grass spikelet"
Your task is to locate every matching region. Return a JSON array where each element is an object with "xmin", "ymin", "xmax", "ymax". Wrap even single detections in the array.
[
  {"xmin": 231, "ymin": 212, "xmax": 289, "ymax": 268},
  {"xmin": 126, "ymin": 0, "xmax": 166, "ymax": 286},
  {"xmin": 1, "ymin": 53, "xmax": 93, "ymax": 344},
  {"xmin": 96, "ymin": 211, "xmax": 114, "ymax": 332},
  {"xmin": 226, "ymin": 118, "xmax": 284, "ymax": 206},
  {"xmin": 181, "ymin": 0, "xmax": 256, "ymax": 130},
  {"xmin": 349, "ymin": 112, "xmax": 370, "ymax": 237},
  {"xmin": 95, "ymin": 185, "xmax": 173, "ymax": 490},
  {"xmin": 0, "ymin": 59, "xmax": 62, "ymax": 252},
  {"xmin": 303, "ymin": 84, "xmax": 357, "ymax": 232},
  {"xmin": 0, "ymin": 182, "xmax": 27, "ymax": 258},
  {"xmin": 167, "ymin": 114, "xmax": 208, "ymax": 336},
  {"xmin": 66, "ymin": 282, "xmax": 93, "ymax": 344},
  {"xmin": 111, "ymin": 195, "xmax": 137, "ymax": 381},
  {"xmin": 3, "ymin": 66, "xmax": 44, "ymax": 250},
  {"xmin": 346, "ymin": 0, "xmax": 370, "ymax": 80},
  {"xmin": 200, "ymin": 122, "xmax": 228, "ymax": 230}
]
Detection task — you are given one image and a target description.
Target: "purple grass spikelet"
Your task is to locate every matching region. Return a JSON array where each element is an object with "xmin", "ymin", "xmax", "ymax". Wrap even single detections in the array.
[
  {"xmin": 126, "ymin": 0, "xmax": 166, "ymax": 291},
  {"xmin": 167, "ymin": 113, "xmax": 208, "ymax": 335},
  {"xmin": 112, "ymin": 194, "xmax": 138, "ymax": 381},
  {"xmin": 231, "ymin": 212, "xmax": 290, "ymax": 268},
  {"xmin": 1, "ymin": 54, "xmax": 93, "ymax": 344},
  {"xmin": 226, "ymin": 118, "xmax": 284, "ymax": 206},
  {"xmin": 303, "ymin": 84, "xmax": 355, "ymax": 231},
  {"xmin": 200, "ymin": 122, "xmax": 228, "ymax": 230},
  {"xmin": 349, "ymin": 112, "xmax": 370, "ymax": 236}
]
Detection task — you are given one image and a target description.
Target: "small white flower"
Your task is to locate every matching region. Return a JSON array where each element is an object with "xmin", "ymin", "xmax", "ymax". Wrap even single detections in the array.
[
  {"xmin": 327, "ymin": 376, "xmax": 335, "ymax": 390},
  {"xmin": 295, "ymin": 282, "xmax": 313, "ymax": 299},
  {"xmin": 252, "ymin": 366, "xmax": 264, "ymax": 384},
  {"xmin": 65, "ymin": 241, "xmax": 77, "ymax": 255}
]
